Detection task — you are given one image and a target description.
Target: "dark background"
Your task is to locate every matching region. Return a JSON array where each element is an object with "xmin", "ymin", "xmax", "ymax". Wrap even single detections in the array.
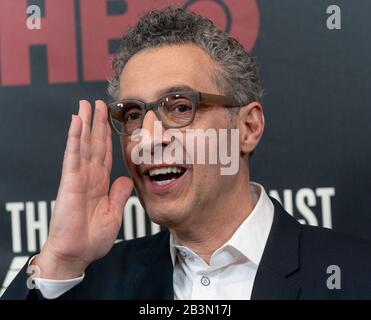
[{"xmin": 1, "ymin": 0, "xmax": 370, "ymax": 296}]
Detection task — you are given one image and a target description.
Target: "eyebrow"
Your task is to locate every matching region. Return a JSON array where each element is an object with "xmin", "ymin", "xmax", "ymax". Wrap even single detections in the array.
[
  {"xmin": 120, "ymin": 85, "xmax": 196, "ymax": 101},
  {"xmin": 156, "ymin": 85, "xmax": 195, "ymax": 96}
]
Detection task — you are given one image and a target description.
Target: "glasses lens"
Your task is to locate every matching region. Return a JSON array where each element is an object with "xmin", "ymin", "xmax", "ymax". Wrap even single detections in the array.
[
  {"xmin": 158, "ymin": 94, "xmax": 194, "ymax": 128},
  {"xmin": 110, "ymin": 101, "xmax": 144, "ymax": 135}
]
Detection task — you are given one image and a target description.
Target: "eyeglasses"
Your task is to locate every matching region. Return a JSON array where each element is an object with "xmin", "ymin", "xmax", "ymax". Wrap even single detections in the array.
[{"xmin": 107, "ymin": 91, "xmax": 241, "ymax": 135}]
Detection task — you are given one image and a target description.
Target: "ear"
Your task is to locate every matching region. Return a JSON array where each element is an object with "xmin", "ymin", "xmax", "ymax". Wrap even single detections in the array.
[{"xmin": 237, "ymin": 102, "xmax": 265, "ymax": 156}]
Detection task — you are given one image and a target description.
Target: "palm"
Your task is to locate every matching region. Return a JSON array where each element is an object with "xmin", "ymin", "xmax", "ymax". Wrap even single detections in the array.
[{"xmin": 44, "ymin": 100, "xmax": 133, "ymax": 268}]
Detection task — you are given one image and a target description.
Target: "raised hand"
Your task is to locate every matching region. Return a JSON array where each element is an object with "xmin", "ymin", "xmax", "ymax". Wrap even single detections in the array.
[{"xmin": 34, "ymin": 100, "xmax": 133, "ymax": 279}]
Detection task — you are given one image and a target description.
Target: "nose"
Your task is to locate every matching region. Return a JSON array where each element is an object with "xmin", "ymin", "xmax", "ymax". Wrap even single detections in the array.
[
  {"xmin": 141, "ymin": 110, "xmax": 160, "ymax": 135},
  {"xmin": 141, "ymin": 110, "xmax": 171, "ymax": 152}
]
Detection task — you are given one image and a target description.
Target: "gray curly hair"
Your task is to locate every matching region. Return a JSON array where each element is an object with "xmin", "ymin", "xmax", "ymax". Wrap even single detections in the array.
[{"xmin": 107, "ymin": 6, "xmax": 263, "ymax": 106}]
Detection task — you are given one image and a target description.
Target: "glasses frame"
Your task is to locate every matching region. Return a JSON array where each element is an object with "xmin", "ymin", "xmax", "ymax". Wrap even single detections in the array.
[{"xmin": 107, "ymin": 91, "xmax": 242, "ymax": 135}]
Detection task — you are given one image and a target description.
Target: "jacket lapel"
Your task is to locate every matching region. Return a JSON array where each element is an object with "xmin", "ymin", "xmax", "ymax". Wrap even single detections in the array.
[{"xmin": 251, "ymin": 198, "xmax": 302, "ymax": 299}]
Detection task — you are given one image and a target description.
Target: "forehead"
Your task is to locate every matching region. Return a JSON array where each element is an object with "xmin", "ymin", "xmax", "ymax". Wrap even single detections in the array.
[{"xmin": 119, "ymin": 44, "xmax": 220, "ymax": 101}]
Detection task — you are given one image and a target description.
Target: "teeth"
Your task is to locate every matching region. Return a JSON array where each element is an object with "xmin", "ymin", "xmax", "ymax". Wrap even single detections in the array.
[
  {"xmin": 149, "ymin": 167, "xmax": 183, "ymax": 177},
  {"xmin": 153, "ymin": 178, "xmax": 176, "ymax": 186}
]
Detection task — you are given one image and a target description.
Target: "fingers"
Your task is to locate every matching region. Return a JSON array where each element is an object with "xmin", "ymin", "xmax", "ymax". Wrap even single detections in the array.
[
  {"xmin": 91, "ymin": 100, "xmax": 108, "ymax": 165},
  {"xmin": 103, "ymin": 124, "xmax": 113, "ymax": 171},
  {"xmin": 78, "ymin": 100, "xmax": 92, "ymax": 162},
  {"xmin": 62, "ymin": 115, "xmax": 82, "ymax": 174},
  {"xmin": 63, "ymin": 100, "xmax": 109, "ymax": 175},
  {"xmin": 109, "ymin": 177, "xmax": 134, "ymax": 218}
]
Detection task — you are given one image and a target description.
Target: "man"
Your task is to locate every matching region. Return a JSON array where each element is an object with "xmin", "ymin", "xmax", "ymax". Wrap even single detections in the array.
[{"xmin": 3, "ymin": 6, "xmax": 371, "ymax": 300}]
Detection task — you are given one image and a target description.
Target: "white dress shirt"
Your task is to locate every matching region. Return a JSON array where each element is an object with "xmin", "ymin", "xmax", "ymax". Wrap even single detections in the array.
[
  {"xmin": 32, "ymin": 182, "xmax": 274, "ymax": 299},
  {"xmin": 171, "ymin": 182, "xmax": 274, "ymax": 299}
]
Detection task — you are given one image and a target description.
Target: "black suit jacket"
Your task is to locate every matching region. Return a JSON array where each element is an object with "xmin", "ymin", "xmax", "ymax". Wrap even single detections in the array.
[{"xmin": 3, "ymin": 198, "xmax": 371, "ymax": 299}]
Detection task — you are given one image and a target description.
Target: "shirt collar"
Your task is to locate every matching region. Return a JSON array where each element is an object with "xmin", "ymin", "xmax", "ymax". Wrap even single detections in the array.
[{"xmin": 169, "ymin": 182, "xmax": 274, "ymax": 267}]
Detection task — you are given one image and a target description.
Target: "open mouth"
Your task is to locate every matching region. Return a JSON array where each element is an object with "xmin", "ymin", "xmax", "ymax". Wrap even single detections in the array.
[{"xmin": 147, "ymin": 166, "xmax": 187, "ymax": 186}]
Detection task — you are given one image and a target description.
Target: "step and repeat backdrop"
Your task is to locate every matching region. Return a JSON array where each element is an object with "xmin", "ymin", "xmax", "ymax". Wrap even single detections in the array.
[{"xmin": 1, "ymin": 0, "xmax": 370, "ymax": 296}]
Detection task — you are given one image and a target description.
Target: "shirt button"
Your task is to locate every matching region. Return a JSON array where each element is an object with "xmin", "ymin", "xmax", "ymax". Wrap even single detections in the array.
[
  {"xmin": 179, "ymin": 249, "xmax": 187, "ymax": 258},
  {"xmin": 201, "ymin": 276, "xmax": 210, "ymax": 286}
]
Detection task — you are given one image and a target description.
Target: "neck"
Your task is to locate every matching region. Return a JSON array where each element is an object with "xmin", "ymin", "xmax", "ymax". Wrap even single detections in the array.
[{"xmin": 170, "ymin": 172, "xmax": 256, "ymax": 264}]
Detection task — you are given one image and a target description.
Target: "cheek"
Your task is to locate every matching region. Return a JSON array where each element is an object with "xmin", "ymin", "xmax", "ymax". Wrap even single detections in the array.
[
  {"xmin": 193, "ymin": 109, "xmax": 231, "ymax": 130},
  {"xmin": 193, "ymin": 163, "xmax": 221, "ymax": 186}
]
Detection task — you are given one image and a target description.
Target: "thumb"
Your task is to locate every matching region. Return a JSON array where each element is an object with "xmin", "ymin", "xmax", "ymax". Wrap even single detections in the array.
[{"xmin": 109, "ymin": 177, "xmax": 134, "ymax": 216}]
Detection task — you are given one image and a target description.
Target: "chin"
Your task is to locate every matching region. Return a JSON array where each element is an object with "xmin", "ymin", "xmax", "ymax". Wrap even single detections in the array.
[{"xmin": 146, "ymin": 202, "xmax": 188, "ymax": 228}]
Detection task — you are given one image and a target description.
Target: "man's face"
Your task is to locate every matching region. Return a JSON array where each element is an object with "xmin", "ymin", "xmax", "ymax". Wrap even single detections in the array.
[{"xmin": 119, "ymin": 44, "xmax": 240, "ymax": 229}]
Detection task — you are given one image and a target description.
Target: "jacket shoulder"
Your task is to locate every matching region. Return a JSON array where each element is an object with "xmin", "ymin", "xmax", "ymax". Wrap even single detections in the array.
[
  {"xmin": 61, "ymin": 229, "xmax": 170, "ymax": 299},
  {"xmin": 297, "ymin": 224, "xmax": 371, "ymax": 298},
  {"xmin": 90, "ymin": 228, "xmax": 169, "ymax": 269},
  {"xmin": 300, "ymin": 224, "xmax": 371, "ymax": 260}
]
